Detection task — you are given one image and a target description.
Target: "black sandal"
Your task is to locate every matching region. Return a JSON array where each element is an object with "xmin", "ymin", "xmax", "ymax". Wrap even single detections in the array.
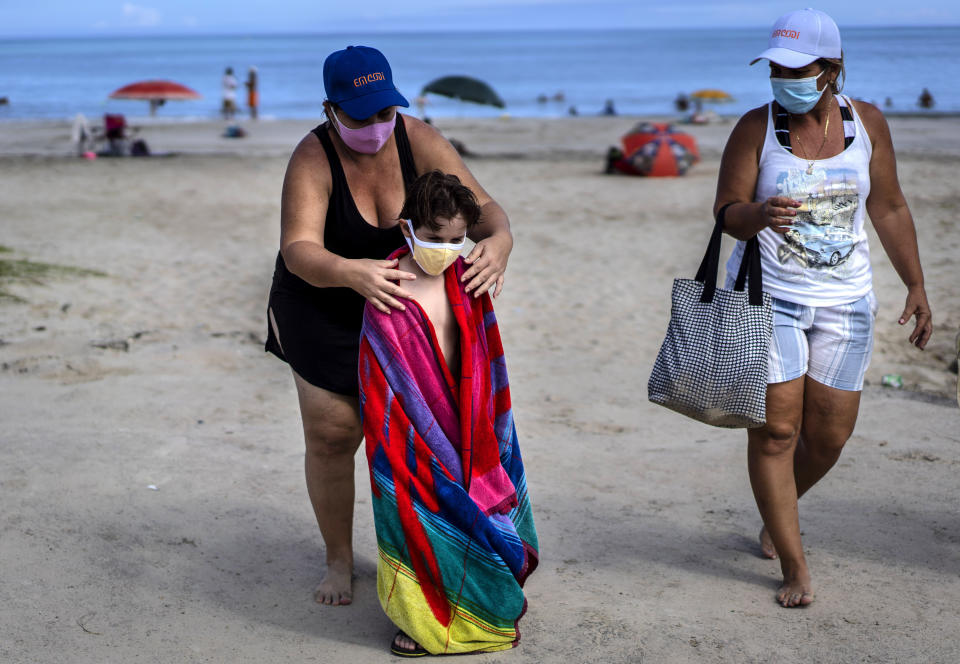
[{"xmin": 391, "ymin": 630, "xmax": 428, "ymax": 658}]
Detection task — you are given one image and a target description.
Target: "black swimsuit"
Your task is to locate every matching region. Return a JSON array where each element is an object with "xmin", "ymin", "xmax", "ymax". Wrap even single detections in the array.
[{"xmin": 265, "ymin": 115, "xmax": 416, "ymax": 395}]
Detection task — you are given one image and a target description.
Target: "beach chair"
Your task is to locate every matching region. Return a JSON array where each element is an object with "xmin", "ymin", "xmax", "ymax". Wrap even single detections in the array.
[
  {"xmin": 92, "ymin": 113, "xmax": 140, "ymax": 156},
  {"xmin": 103, "ymin": 114, "xmax": 129, "ymax": 156}
]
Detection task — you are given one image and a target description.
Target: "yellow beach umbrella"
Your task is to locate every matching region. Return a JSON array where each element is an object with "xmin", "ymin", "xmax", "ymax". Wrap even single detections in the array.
[{"xmin": 690, "ymin": 89, "xmax": 734, "ymax": 102}]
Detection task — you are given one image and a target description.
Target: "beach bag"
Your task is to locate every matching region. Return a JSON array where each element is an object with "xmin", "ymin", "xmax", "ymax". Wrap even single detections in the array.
[
  {"xmin": 130, "ymin": 138, "xmax": 150, "ymax": 156},
  {"xmin": 647, "ymin": 205, "xmax": 773, "ymax": 428}
]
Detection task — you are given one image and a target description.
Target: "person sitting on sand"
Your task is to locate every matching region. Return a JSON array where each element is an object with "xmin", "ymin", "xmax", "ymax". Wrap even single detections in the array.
[
  {"xmin": 359, "ymin": 170, "xmax": 538, "ymax": 657},
  {"xmin": 714, "ymin": 8, "xmax": 932, "ymax": 608}
]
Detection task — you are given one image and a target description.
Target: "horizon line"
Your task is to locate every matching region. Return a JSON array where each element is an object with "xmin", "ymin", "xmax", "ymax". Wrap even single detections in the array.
[{"xmin": 2, "ymin": 23, "xmax": 959, "ymax": 41}]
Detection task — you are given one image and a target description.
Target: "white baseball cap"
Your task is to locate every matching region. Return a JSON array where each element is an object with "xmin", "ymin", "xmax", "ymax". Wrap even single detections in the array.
[{"xmin": 751, "ymin": 8, "xmax": 841, "ymax": 68}]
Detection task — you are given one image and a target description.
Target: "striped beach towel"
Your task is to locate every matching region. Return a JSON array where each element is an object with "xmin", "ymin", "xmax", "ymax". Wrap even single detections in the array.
[{"xmin": 359, "ymin": 251, "xmax": 538, "ymax": 655}]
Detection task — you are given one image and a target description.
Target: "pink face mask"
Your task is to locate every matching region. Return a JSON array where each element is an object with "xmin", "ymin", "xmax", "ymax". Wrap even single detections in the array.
[{"xmin": 332, "ymin": 109, "xmax": 395, "ymax": 154}]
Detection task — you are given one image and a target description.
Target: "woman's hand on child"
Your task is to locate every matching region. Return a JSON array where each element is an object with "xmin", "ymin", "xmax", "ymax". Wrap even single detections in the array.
[
  {"xmin": 462, "ymin": 233, "xmax": 511, "ymax": 298},
  {"xmin": 350, "ymin": 258, "xmax": 416, "ymax": 313}
]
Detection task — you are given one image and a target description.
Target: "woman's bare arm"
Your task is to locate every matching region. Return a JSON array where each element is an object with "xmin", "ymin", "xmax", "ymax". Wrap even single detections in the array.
[
  {"xmin": 857, "ymin": 101, "xmax": 932, "ymax": 348},
  {"xmin": 406, "ymin": 117, "xmax": 513, "ymax": 297},
  {"xmin": 279, "ymin": 134, "xmax": 342, "ymax": 285},
  {"xmin": 280, "ymin": 133, "xmax": 415, "ymax": 313},
  {"xmin": 714, "ymin": 106, "xmax": 801, "ymax": 239}
]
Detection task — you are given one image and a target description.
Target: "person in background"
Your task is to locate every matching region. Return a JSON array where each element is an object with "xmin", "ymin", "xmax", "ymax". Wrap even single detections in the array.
[
  {"xmin": 714, "ymin": 8, "xmax": 932, "ymax": 608},
  {"xmin": 221, "ymin": 67, "xmax": 238, "ymax": 120},
  {"xmin": 71, "ymin": 113, "xmax": 91, "ymax": 157},
  {"xmin": 264, "ymin": 45, "xmax": 514, "ymax": 607},
  {"xmin": 246, "ymin": 67, "xmax": 259, "ymax": 120},
  {"xmin": 917, "ymin": 88, "xmax": 934, "ymax": 109}
]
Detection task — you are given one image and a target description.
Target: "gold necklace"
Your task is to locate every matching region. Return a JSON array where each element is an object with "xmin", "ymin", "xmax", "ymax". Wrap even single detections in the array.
[{"xmin": 792, "ymin": 97, "xmax": 834, "ymax": 174}]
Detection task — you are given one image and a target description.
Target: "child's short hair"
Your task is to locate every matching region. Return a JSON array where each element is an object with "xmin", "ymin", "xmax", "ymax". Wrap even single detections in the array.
[{"xmin": 399, "ymin": 170, "xmax": 481, "ymax": 232}]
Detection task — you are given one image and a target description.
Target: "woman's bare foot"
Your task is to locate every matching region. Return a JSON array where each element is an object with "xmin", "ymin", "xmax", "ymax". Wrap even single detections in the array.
[
  {"xmin": 313, "ymin": 558, "xmax": 353, "ymax": 605},
  {"xmin": 776, "ymin": 569, "xmax": 814, "ymax": 608},
  {"xmin": 759, "ymin": 526, "xmax": 778, "ymax": 559},
  {"xmin": 391, "ymin": 630, "xmax": 427, "ymax": 657}
]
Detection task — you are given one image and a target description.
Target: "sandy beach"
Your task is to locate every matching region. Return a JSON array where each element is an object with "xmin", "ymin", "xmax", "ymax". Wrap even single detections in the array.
[{"xmin": 1, "ymin": 114, "xmax": 958, "ymax": 664}]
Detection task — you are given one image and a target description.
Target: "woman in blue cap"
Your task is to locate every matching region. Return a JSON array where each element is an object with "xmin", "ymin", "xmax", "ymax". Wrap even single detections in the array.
[
  {"xmin": 265, "ymin": 46, "xmax": 515, "ymax": 611},
  {"xmin": 714, "ymin": 9, "xmax": 932, "ymax": 607}
]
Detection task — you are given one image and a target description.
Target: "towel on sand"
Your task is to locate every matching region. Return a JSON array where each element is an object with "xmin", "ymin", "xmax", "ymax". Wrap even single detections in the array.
[{"xmin": 359, "ymin": 251, "xmax": 538, "ymax": 655}]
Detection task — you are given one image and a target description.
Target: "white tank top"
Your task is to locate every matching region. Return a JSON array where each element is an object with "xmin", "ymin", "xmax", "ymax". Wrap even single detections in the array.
[{"xmin": 725, "ymin": 95, "xmax": 873, "ymax": 306}]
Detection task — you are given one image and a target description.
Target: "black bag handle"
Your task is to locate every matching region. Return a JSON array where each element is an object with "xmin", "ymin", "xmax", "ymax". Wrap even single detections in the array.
[
  {"xmin": 696, "ymin": 203, "xmax": 764, "ymax": 306},
  {"xmin": 735, "ymin": 236, "xmax": 765, "ymax": 306}
]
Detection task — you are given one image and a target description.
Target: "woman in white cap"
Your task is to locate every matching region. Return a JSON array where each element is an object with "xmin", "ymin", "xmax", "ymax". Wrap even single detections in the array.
[
  {"xmin": 265, "ymin": 45, "xmax": 514, "ymax": 609},
  {"xmin": 714, "ymin": 9, "xmax": 932, "ymax": 607}
]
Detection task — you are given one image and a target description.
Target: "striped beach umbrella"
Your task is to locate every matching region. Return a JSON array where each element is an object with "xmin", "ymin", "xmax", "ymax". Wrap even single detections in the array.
[{"xmin": 613, "ymin": 122, "xmax": 700, "ymax": 177}]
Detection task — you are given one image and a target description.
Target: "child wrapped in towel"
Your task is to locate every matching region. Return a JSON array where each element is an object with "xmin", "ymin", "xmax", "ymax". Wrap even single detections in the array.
[{"xmin": 358, "ymin": 170, "xmax": 538, "ymax": 657}]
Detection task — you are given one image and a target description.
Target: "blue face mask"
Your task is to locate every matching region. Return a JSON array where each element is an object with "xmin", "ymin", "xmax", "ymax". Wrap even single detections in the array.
[{"xmin": 770, "ymin": 70, "xmax": 825, "ymax": 114}]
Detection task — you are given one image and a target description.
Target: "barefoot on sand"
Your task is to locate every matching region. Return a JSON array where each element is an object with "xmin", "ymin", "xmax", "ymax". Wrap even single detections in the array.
[
  {"xmin": 759, "ymin": 526, "xmax": 778, "ymax": 560},
  {"xmin": 776, "ymin": 575, "xmax": 814, "ymax": 608},
  {"xmin": 313, "ymin": 559, "xmax": 353, "ymax": 606}
]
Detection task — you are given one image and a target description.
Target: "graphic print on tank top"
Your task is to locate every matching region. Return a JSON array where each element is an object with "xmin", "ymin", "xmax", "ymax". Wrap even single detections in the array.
[{"xmin": 774, "ymin": 166, "xmax": 860, "ymax": 283}]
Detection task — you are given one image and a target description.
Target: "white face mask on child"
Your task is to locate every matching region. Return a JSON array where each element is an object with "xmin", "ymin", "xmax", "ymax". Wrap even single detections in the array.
[{"xmin": 404, "ymin": 218, "xmax": 464, "ymax": 276}]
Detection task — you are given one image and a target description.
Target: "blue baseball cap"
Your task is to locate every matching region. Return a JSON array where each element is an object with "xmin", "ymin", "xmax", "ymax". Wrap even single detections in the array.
[{"xmin": 323, "ymin": 45, "xmax": 409, "ymax": 120}]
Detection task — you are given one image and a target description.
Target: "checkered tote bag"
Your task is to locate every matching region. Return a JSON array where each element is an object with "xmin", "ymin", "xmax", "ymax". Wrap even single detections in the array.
[{"xmin": 647, "ymin": 205, "xmax": 773, "ymax": 428}]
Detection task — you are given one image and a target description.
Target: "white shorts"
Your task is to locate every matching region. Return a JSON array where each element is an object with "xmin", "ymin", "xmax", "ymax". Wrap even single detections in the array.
[{"xmin": 768, "ymin": 291, "xmax": 878, "ymax": 391}]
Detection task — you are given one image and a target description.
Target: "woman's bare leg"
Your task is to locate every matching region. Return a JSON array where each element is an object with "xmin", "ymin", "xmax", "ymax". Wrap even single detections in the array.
[
  {"xmin": 292, "ymin": 371, "xmax": 363, "ymax": 606},
  {"xmin": 747, "ymin": 377, "xmax": 813, "ymax": 607},
  {"xmin": 270, "ymin": 309, "xmax": 363, "ymax": 605},
  {"xmin": 794, "ymin": 376, "xmax": 861, "ymax": 499},
  {"xmin": 758, "ymin": 525, "xmax": 778, "ymax": 559},
  {"xmin": 760, "ymin": 377, "xmax": 862, "ymax": 560}
]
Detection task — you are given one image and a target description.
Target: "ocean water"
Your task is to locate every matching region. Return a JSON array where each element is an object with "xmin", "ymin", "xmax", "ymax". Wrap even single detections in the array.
[{"xmin": 0, "ymin": 27, "xmax": 957, "ymax": 122}]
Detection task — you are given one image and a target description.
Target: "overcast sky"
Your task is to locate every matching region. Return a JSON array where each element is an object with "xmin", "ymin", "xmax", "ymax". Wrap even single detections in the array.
[{"xmin": 3, "ymin": 0, "xmax": 959, "ymax": 38}]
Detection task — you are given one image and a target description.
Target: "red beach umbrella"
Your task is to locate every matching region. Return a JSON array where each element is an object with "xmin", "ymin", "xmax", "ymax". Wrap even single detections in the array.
[
  {"xmin": 613, "ymin": 122, "xmax": 699, "ymax": 177},
  {"xmin": 109, "ymin": 80, "xmax": 201, "ymax": 100},
  {"xmin": 108, "ymin": 80, "xmax": 201, "ymax": 115}
]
